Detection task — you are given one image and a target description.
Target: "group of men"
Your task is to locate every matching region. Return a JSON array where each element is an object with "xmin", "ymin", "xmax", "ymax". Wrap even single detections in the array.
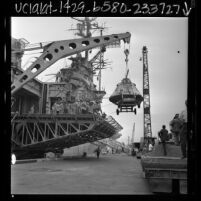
[
  {"xmin": 51, "ymin": 98, "xmax": 102, "ymax": 115},
  {"xmin": 158, "ymin": 100, "xmax": 187, "ymax": 159}
]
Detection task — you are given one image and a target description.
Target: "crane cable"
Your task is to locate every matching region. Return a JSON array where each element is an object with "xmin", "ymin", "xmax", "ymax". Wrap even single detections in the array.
[{"xmin": 124, "ymin": 43, "xmax": 130, "ymax": 79}]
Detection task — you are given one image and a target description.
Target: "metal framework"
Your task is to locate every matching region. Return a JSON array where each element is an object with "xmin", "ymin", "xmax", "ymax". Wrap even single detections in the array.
[
  {"xmin": 11, "ymin": 32, "xmax": 131, "ymax": 95},
  {"xmin": 11, "ymin": 19, "xmax": 128, "ymax": 159},
  {"xmin": 11, "ymin": 114, "xmax": 122, "ymax": 155},
  {"xmin": 142, "ymin": 46, "xmax": 152, "ymax": 139}
]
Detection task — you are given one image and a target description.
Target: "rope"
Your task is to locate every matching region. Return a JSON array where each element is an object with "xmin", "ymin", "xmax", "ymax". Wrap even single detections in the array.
[{"xmin": 124, "ymin": 43, "xmax": 130, "ymax": 79}]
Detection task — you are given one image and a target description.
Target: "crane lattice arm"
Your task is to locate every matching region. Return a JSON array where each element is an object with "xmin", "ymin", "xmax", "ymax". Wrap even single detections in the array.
[
  {"xmin": 142, "ymin": 46, "xmax": 152, "ymax": 139},
  {"xmin": 11, "ymin": 32, "xmax": 131, "ymax": 95}
]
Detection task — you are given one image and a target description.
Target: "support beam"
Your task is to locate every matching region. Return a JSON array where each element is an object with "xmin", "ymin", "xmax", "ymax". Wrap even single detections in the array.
[{"xmin": 12, "ymin": 32, "xmax": 131, "ymax": 95}]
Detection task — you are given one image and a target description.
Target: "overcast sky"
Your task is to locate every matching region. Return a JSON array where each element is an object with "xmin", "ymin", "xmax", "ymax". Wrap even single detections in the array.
[{"xmin": 11, "ymin": 17, "xmax": 188, "ymax": 144}]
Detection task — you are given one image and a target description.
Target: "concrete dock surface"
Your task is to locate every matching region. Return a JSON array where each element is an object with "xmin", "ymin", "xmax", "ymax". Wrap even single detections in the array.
[{"xmin": 11, "ymin": 153, "xmax": 152, "ymax": 194}]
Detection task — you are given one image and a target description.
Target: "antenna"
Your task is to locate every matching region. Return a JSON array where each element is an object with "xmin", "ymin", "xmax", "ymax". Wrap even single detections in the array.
[
  {"xmin": 68, "ymin": 17, "xmax": 106, "ymax": 38},
  {"xmin": 68, "ymin": 17, "xmax": 107, "ymax": 60}
]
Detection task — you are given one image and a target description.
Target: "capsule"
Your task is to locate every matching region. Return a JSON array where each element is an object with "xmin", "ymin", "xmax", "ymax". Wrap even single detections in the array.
[{"xmin": 109, "ymin": 78, "xmax": 143, "ymax": 115}]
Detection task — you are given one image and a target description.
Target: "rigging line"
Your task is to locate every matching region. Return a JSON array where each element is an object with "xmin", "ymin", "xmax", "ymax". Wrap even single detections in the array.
[
  {"xmin": 124, "ymin": 49, "xmax": 129, "ymax": 78},
  {"xmin": 127, "ymin": 43, "xmax": 131, "ymax": 79},
  {"xmin": 127, "ymin": 43, "xmax": 131, "ymax": 76},
  {"xmin": 123, "ymin": 41, "xmax": 130, "ymax": 79}
]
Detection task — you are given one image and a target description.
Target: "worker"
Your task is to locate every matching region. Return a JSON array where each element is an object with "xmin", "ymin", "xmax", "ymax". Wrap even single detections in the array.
[
  {"xmin": 52, "ymin": 98, "xmax": 63, "ymax": 114},
  {"xmin": 131, "ymin": 148, "xmax": 136, "ymax": 156},
  {"xmin": 80, "ymin": 100, "xmax": 88, "ymax": 114},
  {"xmin": 178, "ymin": 100, "xmax": 188, "ymax": 159},
  {"xmin": 169, "ymin": 114, "xmax": 183, "ymax": 145},
  {"xmin": 28, "ymin": 105, "xmax": 35, "ymax": 114},
  {"xmin": 71, "ymin": 102, "xmax": 77, "ymax": 114},
  {"xmin": 64, "ymin": 101, "xmax": 70, "ymax": 114},
  {"xmin": 95, "ymin": 146, "xmax": 101, "ymax": 159},
  {"xmin": 55, "ymin": 71, "xmax": 62, "ymax": 82},
  {"xmin": 158, "ymin": 125, "xmax": 169, "ymax": 156},
  {"xmin": 75, "ymin": 101, "xmax": 81, "ymax": 114},
  {"xmin": 148, "ymin": 143, "xmax": 153, "ymax": 151},
  {"xmin": 88, "ymin": 101, "xmax": 94, "ymax": 114},
  {"xmin": 93, "ymin": 100, "xmax": 102, "ymax": 115},
  {"xmin": 102, "ymin": 112, "xmax": 106, "ymax": 119}
]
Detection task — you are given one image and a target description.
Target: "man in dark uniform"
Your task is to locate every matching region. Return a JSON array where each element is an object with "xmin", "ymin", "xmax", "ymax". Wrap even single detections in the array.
[
  {"xmin": 158, "ymin": 125, "xmax": 169, "ymax": 156},
  {"xmin": 95, "ymin": 146, "xmax": 101, "ymax": 159}
]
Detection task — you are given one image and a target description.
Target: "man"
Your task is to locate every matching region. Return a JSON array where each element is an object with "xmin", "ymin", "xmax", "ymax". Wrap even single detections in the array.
[
  {"xmin": 28, "ymin": 105, "xmax": 35, "ymax": 114},
  {"xmin": 169, "ymin": 114, "xmax": 183, "ymax": 145},
  {"xmin": 80, "ymin": 100, "xmax": 87, "ymax": 114},
  {"xmin": 158, "ymin": 125, "xmax": 169, "ymax": 156},
  {"xmin": 52, "ymin": 98, "xmax": 63, "ymax": 114},
  {"xmin": 179, "ymin": 100, "xmax": 187, "ymax": 159},
  {"xmin": 148, "ymin": 143, "xmax": 153, "ymax": 152},
  {"xmin": 95, "ymin": 146, "xmax": 101, "ymax": 159}
]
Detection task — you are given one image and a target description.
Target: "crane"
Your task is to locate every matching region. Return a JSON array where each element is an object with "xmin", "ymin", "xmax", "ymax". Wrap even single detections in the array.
[
  {"xmin": 11, "ymin": 32, "xmax": 131, "ymax": 95},
  {"xmin": 142, "ymin": 46, "xmax": 153, "ymax": 148}
]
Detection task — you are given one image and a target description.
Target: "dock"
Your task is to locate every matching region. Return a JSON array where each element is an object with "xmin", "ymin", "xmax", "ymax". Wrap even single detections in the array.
[{"xmin": 11, "ymin": 153, "xmax": 151, "ymax": 194}]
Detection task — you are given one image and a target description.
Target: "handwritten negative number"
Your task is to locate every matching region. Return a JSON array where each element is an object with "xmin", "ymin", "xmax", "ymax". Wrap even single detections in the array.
[
  {"xmin": 133, "ymin": 3, "xmax": 141, "ymax": 14},
  {"xmin": 133, "ymin": 3, "xmax": 159, "ymax": 15},
  {"xmin": 141, "ymin": 4, "xmax": 150, "ymax": 14},
  {"xmin": 101, "ymin": 1, "xmax": 111, "ymax": 12},
  {"xmin": 111, "ymin": 2, "xmax": 120, "ymax": 13},
  {"xmin": 150, "ymin": 4, "xmax": 158, "ymax": 14}
]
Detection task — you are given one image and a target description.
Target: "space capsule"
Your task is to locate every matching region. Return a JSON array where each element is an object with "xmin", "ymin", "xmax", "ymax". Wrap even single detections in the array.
[{"xmin": 109, "ymin": 78, "xmax": 143, "ymax": 115}]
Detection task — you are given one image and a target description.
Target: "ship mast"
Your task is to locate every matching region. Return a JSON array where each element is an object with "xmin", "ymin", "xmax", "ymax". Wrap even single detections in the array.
[
  {"xmin": 69, "ymin": 17, "xmax": 102, "ymax": 60},
  {"xmin": 68, "ymin": 17, "xmax": 120, "ymax": 92},
  {"xmin": 69, "ymin": 17, "xmax": 107, "ymax": 90}
]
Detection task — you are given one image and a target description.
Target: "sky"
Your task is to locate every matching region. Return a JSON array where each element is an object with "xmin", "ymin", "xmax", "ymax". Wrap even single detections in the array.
[{"xmin": 11, "ymin": 17, "xmax": 188, "ymax": 144}]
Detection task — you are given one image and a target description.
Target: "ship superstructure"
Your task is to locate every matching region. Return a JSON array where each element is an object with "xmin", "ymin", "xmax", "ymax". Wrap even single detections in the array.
[{"xmin": 11, "ymin": 18, "xmax": 131, "ymax": 159}]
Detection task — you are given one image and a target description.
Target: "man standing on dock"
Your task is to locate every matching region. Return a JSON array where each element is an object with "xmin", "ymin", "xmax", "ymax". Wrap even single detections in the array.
[
  {"xmin": 169, "ymin": 114, "xmax": 183, "ymax": 145},
  {"xmin": 95, "ymin": 146, "xmax": 101, "ymax": 159},
  {"xmin": 158, "ymin": 125, "xmax": 169, "ymax": 156}
]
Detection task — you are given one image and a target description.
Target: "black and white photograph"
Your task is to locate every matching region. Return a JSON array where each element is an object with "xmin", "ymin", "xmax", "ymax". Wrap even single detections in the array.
[{"xmin": 9, "ymin": 3, "xmax": 197, "ymax": 196}]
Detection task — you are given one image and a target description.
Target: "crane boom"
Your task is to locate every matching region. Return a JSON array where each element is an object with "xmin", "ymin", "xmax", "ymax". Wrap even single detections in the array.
[
  {"xmin": 89, "ymin": 46, "xmax": 106, "ymax": 64},
  {"xmin": 11, "ymin": 32, "xmax": 131, "ymax": 95}
]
